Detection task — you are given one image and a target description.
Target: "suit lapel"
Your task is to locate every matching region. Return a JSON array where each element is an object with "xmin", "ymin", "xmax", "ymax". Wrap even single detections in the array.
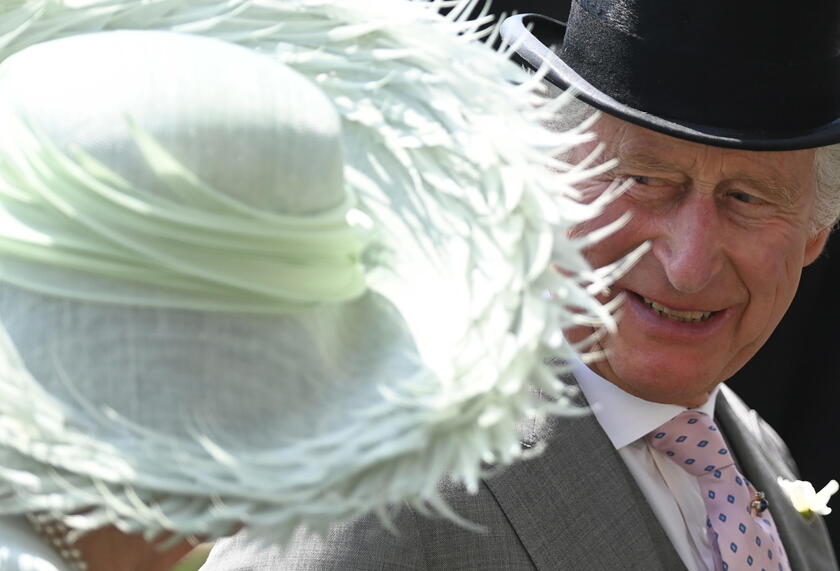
[
  {"xmin": 716, "ymin": 386, "xmax": 838, "ymax": 571},
  {"xmin": 484, "ymin": 409, "xmax": 685, "ymax": 570}
]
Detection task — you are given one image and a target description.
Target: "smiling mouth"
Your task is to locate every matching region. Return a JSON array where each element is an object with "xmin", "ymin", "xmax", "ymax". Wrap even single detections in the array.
[{"xmin": 640, "ymin": 296, "xmax": 715, "ymax": 323}]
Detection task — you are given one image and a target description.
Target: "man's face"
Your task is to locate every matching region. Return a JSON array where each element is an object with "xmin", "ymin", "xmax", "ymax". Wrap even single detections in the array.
[{"xmin": 570, "ymin": 114, "xmax": 829, "ymax": 407}]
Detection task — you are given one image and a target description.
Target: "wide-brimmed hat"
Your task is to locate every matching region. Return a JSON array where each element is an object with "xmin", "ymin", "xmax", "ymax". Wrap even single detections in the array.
[
  {"xmin": 500, "ymin": 0, "xmax": 840, "ymax": 150},
  {"xmin": 0, "ymin": 3, "xmax": 618, "ymax": 544}
]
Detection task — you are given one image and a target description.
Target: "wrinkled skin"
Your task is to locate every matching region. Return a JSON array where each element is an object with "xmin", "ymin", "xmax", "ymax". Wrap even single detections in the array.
[{"xmin": 569, "ymin": 115, "xmax": 830, "ymax": 407}]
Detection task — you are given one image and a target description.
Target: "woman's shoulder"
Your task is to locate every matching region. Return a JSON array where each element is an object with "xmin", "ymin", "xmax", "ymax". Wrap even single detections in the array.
[{"xmin": 0, "ymin": 516, "xmax": 67, "ymax": 571}]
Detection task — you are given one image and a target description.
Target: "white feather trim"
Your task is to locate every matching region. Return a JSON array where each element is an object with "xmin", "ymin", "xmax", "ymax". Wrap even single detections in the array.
[{"xmin": 0, "ymin": 0, "xmax": 617, "ymax": 543}]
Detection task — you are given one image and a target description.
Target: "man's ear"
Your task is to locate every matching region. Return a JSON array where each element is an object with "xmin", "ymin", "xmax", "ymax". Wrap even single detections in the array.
[{"xmin": 804, "ymin": 226, "xmax": 832, "ymax": 266}]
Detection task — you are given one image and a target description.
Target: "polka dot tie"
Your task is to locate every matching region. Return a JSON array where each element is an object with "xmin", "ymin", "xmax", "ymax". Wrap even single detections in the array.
[{"xmin": 648, "ymin": 411, "xmax": 790, "ymax": 571}]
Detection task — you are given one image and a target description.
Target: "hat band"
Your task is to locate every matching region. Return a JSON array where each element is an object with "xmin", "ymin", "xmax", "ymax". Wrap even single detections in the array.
[
  {"xmin": 560, "ymin": 5, "xmax": 840, "ymax": 133},
  {"xmin": 0, "ymin": 118, "xmax": 370, "ymax": 312}
]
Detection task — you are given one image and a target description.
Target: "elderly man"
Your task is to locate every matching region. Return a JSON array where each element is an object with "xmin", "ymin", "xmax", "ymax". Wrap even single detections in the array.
[{"xmin": 204, "ymin": 1, "xmax": 839, "ymax": 569}]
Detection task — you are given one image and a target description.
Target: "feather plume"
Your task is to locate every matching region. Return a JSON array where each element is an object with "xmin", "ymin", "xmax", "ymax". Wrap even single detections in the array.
[{"xmin": 0, "ymin": 0, "xmax": 619, "ymax": 543}]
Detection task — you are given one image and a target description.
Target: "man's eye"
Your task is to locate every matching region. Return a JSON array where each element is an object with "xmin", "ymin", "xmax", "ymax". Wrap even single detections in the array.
[
  {"xmin": 628, "ymin": 175, "xmax": 669, "ymax": 186},
  {"xmin": 729, "ymin": 191, "xmax": 763, "ymax": 204}
]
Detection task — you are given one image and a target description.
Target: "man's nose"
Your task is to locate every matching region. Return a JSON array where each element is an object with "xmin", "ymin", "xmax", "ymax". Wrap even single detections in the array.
[{"xmin": 651, "ymin": 195, "xmax": 724, "ymax": 294}]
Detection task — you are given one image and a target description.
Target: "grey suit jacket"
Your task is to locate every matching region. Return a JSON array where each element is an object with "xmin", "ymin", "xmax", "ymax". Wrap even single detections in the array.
[{"xmin": 203, "ymin": 386, "xmax": 837, "ymax": 570}]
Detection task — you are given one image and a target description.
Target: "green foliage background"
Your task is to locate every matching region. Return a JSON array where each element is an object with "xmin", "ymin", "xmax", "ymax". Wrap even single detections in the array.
[{"xmin": 172, "ymin": 544, "xmax": 212, "ymax": 571}]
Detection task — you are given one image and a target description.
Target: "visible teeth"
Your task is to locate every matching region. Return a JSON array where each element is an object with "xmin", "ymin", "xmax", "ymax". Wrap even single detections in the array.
[{"xmin": 642, "ymin": 297, "xmax": 713, "ymax": 322}]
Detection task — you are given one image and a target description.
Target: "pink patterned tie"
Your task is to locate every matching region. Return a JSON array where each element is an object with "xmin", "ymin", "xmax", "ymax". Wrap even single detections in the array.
[{"xmin": 648, "ymin": 411, "xmax": 790, "ymax": 571}]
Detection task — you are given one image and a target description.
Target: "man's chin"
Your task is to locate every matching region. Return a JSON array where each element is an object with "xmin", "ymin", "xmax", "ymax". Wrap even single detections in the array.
[{"xmin": 590, "ymin": 356, "xmax": 723, "ymax": 407}]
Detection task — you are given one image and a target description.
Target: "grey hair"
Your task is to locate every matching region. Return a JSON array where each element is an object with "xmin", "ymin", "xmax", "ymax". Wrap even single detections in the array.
[
  {"xmin": 547, "ymin": 93, "xmax": 840, "ymax": 235},
  {"xmin": 813, "ymin": 145, "xmax": 840, "ymax": 233}
]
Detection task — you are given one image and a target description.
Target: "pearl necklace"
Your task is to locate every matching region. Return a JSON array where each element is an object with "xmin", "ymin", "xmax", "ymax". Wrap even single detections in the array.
[{"xmin": 25, "ymin": 512, "xmax": 89, "ymax": 571}]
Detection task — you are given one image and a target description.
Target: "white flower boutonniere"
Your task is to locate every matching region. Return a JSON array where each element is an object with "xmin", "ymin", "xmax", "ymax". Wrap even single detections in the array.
[{"xmin": 777, "ymin": 477, "xmax": 839, "ymax": 517}]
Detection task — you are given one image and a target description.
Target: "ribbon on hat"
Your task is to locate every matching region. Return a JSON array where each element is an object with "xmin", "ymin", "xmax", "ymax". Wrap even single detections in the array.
[{"xmin": 0, "ymin": 115, "xmax": 371, "ymax": 312}]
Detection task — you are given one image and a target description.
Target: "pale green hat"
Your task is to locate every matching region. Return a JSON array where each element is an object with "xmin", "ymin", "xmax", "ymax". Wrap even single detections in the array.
[{"xmin": 0, "ymin": 1, "xmax": 621, "ymax": 544}]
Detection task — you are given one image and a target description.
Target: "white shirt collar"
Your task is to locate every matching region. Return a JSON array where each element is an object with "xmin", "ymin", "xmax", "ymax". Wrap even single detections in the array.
[{"xmin": 573, "ymin": 360, "xmax": 721, "ymax": 450}]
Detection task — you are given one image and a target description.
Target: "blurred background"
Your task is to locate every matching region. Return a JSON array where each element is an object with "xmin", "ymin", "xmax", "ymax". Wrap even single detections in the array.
[{"xmin": 173, "ymin": 544, "xmax": 212, "ymax": 571}]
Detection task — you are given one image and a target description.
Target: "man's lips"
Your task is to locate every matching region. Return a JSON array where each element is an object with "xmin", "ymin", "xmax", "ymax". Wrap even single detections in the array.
[
  {"xmin": 621, "ymin": 290, "xmax": 725, "ymax": 314},
  {"xmin": 638, "ymin": 295, "xmax": 715, "ymax": 322},
  {"xmin": 619, "ymin": 290, "xmax": 732, "ymax": 337}
]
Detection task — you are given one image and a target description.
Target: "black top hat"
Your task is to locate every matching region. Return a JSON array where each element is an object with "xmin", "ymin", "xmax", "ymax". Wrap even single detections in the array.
[{"xmin": 501, "ymin": 0, "xmax": 840, "ymax": 150}]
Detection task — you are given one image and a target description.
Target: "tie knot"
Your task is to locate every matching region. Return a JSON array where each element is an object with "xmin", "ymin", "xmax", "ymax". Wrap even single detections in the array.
[{"xmin": 647, "ymin": 410, "xmax": 734, "ymax": 477}]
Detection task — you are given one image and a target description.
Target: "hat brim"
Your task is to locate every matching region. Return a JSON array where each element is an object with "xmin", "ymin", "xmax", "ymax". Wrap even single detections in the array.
[
  {"xmin": 502, "ymin": 13, "xmax": 840, "ymax": 151},
  {"xmin": 0, "ymin": 4, "xmax": 613, "ymax": 543}
]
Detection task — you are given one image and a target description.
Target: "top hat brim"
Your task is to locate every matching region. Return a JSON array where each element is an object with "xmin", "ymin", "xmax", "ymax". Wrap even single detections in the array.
[{"xmin": 502, "ymin": 14, "xmax": 840, "ymax": 151}]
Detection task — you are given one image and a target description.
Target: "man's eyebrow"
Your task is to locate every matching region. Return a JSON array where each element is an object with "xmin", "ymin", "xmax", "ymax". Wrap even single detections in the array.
[{"xmin": 614, "ymin": 152, "xmax": 684, "ymax": 173}]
